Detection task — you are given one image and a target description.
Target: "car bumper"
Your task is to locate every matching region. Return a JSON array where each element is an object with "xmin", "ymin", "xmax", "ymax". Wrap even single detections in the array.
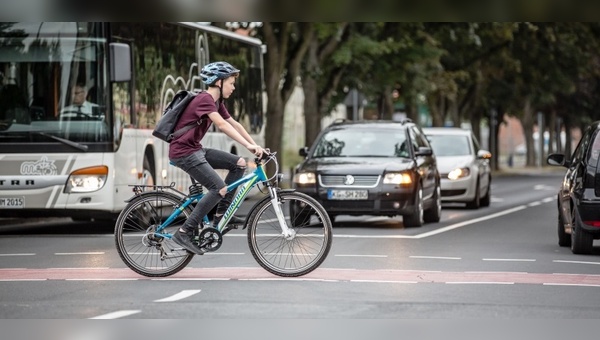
[
  {"xmin": 440, "ymin": 177, "xmax": 476, "ymax": 202},
  {"xmin": 293, "ymin": 186, "xmax": 415, "ymax": 216},
  {"xmin": 577, "ymin": 201, "xmax": 600, "ymax": 235}
]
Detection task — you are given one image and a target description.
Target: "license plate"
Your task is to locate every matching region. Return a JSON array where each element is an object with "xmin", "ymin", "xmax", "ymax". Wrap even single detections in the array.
[
  {"xmin": 327, "ymin": 189, "xmax": 368, "ymax": 200},
  {"xmin": 0, "ymin": 197, "xmax": 25, "ymax": 208}
]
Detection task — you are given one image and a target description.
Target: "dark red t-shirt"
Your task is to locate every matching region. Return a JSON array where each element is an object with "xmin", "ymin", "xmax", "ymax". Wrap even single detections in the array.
[{"xmin": 168, "ymin": 91, "xmax": 231, "ymax": 159}]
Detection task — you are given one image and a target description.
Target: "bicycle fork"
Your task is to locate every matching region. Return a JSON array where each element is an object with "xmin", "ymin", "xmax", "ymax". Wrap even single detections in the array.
[{"xmin": 268, "ymin": 187, "xmax": 296, "ymax": 240}]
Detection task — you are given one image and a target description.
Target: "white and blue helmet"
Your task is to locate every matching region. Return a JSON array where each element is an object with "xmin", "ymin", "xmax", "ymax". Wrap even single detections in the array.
[{"xmin": 200, "ymin": 61, "xmax": 240, "ymax": 86}]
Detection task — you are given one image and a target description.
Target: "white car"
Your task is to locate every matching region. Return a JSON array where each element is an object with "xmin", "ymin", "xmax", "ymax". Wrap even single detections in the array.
[{"xmin": 423, "ymin": 127, "xmax": 492, "ymax": 209}]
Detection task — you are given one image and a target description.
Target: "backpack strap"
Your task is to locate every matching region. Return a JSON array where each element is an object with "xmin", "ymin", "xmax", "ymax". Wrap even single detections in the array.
[{"xmin": 171, "ymin": 117, "xmax": 206, "ymax": 139}]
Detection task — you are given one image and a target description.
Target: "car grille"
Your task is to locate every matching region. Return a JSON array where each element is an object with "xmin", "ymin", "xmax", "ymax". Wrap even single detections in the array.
[{"xmin": 319, "ymin": 175, "xmax": 380, "ymax": 187}]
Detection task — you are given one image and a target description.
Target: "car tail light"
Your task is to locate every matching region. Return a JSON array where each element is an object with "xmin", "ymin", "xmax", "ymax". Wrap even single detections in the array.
[{"xmin": 583, "ymin": 220, "xmax": 600, "ymax": 227}]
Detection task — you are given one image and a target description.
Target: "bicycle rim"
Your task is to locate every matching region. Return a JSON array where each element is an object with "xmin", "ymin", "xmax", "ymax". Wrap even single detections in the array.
[
  {"xmin": 115, "ymin": 192, "xmax": 193, "ymax": 277},
  {"xmin": 247, "ymin": 191, "xmax": 332, "ymax": 277}
]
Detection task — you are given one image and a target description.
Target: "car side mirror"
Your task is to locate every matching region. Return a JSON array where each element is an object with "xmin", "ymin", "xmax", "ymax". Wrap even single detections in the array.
[
  {"xmin": 477, "ymin": 150, "xmax": 492, "ymax": 159},
  {"xmin": 299, "ymin": 146, "xmax": 309, "ymax": 157},
  {"xmin": 415, "ymin": 147, "xmax": 433, "ymax": 157},
  {"xmin": 547, "ymin": 153, "xmax": 569, "ymax": 167}
]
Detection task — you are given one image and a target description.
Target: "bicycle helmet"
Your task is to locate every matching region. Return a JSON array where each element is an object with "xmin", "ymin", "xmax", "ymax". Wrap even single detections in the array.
[{"xmin": 200, "ymin": 61, "xmax": 240, "ymax": 86}]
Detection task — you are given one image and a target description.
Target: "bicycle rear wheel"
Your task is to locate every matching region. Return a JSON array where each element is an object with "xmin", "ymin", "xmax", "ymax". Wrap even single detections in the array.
[
  {"xmin": 247, "ymin": 191, "xmax": 332, "ymax": 277},
  {"xmin": 114, "ymin": 191, "xmax": 194, "ymax": 277}
]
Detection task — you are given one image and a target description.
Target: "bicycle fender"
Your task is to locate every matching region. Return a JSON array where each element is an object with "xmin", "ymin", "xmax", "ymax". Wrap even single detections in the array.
[
  {"xmin": 124, "ymin": 191, "xmax": 183, "ymax": 203},
  {"xmin": 243, "ymin": 189, "xmax": 297, "ymax": 229}
]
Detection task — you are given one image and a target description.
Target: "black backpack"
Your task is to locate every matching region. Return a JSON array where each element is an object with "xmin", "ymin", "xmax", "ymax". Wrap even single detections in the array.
[{"xmin": 152, "ymin": 90, "xmax": 202, "ymax": 143}]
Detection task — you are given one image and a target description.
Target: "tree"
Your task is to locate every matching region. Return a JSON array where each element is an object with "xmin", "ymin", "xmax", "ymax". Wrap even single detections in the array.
[{"xmin": 259, "ymin": 23, "xmax": 314, "ymax": 170}]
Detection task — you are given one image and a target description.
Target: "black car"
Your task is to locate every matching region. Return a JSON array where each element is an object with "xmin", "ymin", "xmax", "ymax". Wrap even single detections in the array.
[
  {"xmin": 293, "ymin": 119, "xmax": 441, "ymax": 227},
  {"xmin": 547, "ymin": 121, "xmax": 600, "ymax": 254}
]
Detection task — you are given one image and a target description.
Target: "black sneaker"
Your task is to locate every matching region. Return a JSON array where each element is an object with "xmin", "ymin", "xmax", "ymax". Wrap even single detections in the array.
[
  {"xmin": 172, "ymin": 230, "xmax": 204, "ymax": 255},
  {"xmin": 212, "ymin": 215, "xmax": 245, "ymax": 228}
]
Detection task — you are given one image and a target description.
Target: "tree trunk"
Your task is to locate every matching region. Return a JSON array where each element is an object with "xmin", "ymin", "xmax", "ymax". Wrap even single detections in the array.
[
  {"xmin": 382, "ymin": 85, "xmax": 394, "ymax": 120},
  {"xmin": 522, "ymin": 98, "xmax": 536, "ymax": 167},
  {"xmin": 303, "ymin": 40, "xmax": 320, "ymax": 147},
  {"xmin": 427, "ymin": 92, "xmax": 444, "ymax": 127}
]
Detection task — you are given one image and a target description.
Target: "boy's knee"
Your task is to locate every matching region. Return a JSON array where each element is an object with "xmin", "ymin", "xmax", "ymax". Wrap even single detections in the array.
[
  {"xmin": 219, "ymin": 186, "xmax": 227, "ymax": 197},
  {"xmin": 237, "ymin": 157, "xmax": 246, "ymax": 168}
]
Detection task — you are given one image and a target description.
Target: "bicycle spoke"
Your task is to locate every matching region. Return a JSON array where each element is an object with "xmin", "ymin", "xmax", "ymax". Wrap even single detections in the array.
[
  {"xmin": 247, "ymin": 191, "xmax": 332, "ymax": 277},
  {"xmin": 115, "ymin": 192, "xmax": 194, "ymax": 277}
]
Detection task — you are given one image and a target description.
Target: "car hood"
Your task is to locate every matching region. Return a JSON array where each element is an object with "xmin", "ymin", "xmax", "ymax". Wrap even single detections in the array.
[
  {"xmin": 435, "ymin": 155, "xmax": 473, "ymax": 173},
  {"xmin": 298, "ymin": 157, "xmax": 414, "ymax": 175}
]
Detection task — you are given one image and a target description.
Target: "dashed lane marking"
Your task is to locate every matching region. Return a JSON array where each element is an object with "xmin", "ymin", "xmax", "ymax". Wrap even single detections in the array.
[
  {"xmin": 154, "ymin": 289, "xmax": 201, "ymax": 302},
  {"xmin": 89, "ymin": 310, "xmax": 141, "ymax": 319},
  {"xmin": 2, "ymin": 267, "xmax": 600, "ymax": 287}
]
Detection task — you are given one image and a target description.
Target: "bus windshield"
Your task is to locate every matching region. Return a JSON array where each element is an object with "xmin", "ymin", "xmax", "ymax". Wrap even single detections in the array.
[{"xmin": 0, "ymin": 22, "xmax": 110, "ymax": 152}]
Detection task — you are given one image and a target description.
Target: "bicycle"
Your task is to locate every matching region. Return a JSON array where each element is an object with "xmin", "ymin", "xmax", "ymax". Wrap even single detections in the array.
[{"xmin": 114, "ymin": 151, "xmax": 333, "ymax": 277}]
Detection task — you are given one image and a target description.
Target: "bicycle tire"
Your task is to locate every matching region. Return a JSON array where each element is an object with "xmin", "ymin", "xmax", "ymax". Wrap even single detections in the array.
[
  {"xmin": 247, "ymin": 191, "xmax": 333, "ymax": 277},
  {"xmin": 115, "ymin": 191, "xmax": 194, "ymax": 277}
]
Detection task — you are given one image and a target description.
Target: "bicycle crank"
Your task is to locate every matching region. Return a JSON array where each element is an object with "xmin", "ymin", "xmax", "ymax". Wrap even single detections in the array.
[{"xmin": 196, "ymin": 227, "xmax": 223, "ymax": 252}]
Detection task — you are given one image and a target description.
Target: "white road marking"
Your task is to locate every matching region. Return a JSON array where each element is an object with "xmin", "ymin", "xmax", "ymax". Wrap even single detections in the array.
[
  {"xmin": 335, "ymin": 254, "xmax": 388, "ymax": 258},
  {"xmin": 153, "ymin": 278, "xmax": 230, "ymax": 281},
  {"xmin": 410, "ymin": 256, "xmax": 461, "ymax": 260},
  {"xmin": 351, "ymin": 280, "xmax": 418, "ymax": 284},
  {"xmin": 528, "ymin": 201, "xmax": 542, "ymax": 207},
  {"xmin": 446, "ymin": 282, "xmax": 515, "ymax": 285},
  {"xmin": 54, "ymin": 252, "xmax": 105, "ymax": 255},
  {"xmin": 543, "ymin": 283, "xmax": 600, "ymax": 287},
  {"xmin": 154, "ymin": 289, "xmax": 201, "ymax": 302},
  {"xmin": 0, "ymin": 279, "xmax": 47, "ymax": 282},
  {"xmin": 482, "ymin": 258, "xmax": 536, "ymax": 262},
  {"xmin": 66, "ymin": 278, "xmax": 138, "ymax": 281},
  {"xmin": 0, "ymin": 253, "xmax": 35, "ymax": 256},
  {"xmin": 89, "ymin": 310, "xmax": 141, "ymax": 319},
  {"xmin": 553, "ymin": 260, "xmax": 600, "ymax": 266}
]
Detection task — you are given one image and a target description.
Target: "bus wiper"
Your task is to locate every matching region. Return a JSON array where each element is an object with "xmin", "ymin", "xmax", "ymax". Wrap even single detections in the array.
[{"xmin": 35, "ymin": 132, "xmax": 89, "ymax": 152}]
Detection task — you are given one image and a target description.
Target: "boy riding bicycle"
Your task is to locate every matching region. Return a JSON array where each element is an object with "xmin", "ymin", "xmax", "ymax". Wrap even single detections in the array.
[{"xmin": 169, "ymin": 61, "xmax": 264, "ymax": 255}]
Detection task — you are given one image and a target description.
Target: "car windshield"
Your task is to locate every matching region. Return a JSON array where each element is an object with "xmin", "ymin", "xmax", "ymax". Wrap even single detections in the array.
[
  {"xmin": 312, "ymin": 128, "xmax": 409, "ymax": 158},
  {"xmin": 427, "ymin": 134, "xmax": 471, "ymax": 156}
]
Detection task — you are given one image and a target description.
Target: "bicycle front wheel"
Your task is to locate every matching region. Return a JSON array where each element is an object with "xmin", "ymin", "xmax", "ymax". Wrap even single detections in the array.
[
  {"xmin": 114, "ymin": 191, "xmax": 194, "ymax": 277},
  {"xmin": 247, "ymin": 191, "xmax": 333, "ymax": 277}
]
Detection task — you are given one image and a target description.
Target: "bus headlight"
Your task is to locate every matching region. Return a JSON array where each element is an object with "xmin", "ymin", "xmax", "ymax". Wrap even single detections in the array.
[{"xmin": 65, "ymin": 166, "xmax": 108, "ymax": 193}]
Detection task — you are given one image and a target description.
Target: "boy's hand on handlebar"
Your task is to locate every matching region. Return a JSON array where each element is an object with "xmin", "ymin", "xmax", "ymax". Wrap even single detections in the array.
[{"xmin": 248, "ymin": 145, "xmax": 265, "ymax": 158}]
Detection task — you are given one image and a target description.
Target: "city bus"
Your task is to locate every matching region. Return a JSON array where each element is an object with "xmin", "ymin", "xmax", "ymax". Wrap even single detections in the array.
[{"xmin": 0, "ymin": 22, "xmax": 266, "ymax": 221}]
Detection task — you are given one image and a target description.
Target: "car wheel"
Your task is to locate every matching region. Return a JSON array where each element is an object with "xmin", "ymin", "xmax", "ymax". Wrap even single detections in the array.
[
  {"xmin": 466, "ymin": 179, "xmax": 480, "ymax": 209},
  {"xmin": 480, "ymin": 177, "xmax": 491, "ymax": 207},
  {"xmin": 570, "ymin": 206, "xmax": 593, "ymax": 254},
  {"xmin": 557, "ymin": 208, "xmax": 570, "ymax": 247},
  {"xmin": 403, "ymin": 184, "xmax": 424, "ymax": 228},
  {"xmin": 424, "ymin": 183, "xmax": 441, "ymax": 223}
]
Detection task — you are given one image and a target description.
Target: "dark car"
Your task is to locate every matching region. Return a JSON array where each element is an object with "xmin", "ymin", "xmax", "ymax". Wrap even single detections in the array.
[
  {"xmin": 547, "ymin": 121, "xmax": 600, "ymax": 254},
  {"xmin": 293, "ymin": 119, "xmax": 441, "ymax": 227}
]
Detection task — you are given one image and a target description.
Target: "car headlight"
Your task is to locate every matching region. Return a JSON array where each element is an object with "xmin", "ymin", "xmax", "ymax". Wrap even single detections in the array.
[
  {"xmin": 293, "ymin": 172, "xmax": 316, "ymax": 185},
  {"xmin": 447, "ymin": 167, "xmax": 470, "ymax": 180},
  {"xmin": 383, "ymin": 172, "xmax": 412, "ymax": 185},
  {"xmin": 64, "ymin": 166, "xmax": 108, "ymax": 193}
]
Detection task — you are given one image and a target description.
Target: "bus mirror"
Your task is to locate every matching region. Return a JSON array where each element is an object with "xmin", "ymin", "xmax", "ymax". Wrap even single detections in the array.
[{"xmin": 110, "ymin": 43, "xmax": 131, "ymax": 82}]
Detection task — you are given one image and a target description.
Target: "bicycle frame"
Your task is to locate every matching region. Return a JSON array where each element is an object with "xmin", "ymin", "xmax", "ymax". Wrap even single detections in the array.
[{"xmin": 154, "ymin": 157, "xmax": 270, "ymax": 238}]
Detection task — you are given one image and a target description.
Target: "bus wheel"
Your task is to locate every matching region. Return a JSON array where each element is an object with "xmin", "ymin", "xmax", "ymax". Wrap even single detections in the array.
[{"xmin": 142, "ymin": 157, "xmax": 155, "ymax": 186}]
